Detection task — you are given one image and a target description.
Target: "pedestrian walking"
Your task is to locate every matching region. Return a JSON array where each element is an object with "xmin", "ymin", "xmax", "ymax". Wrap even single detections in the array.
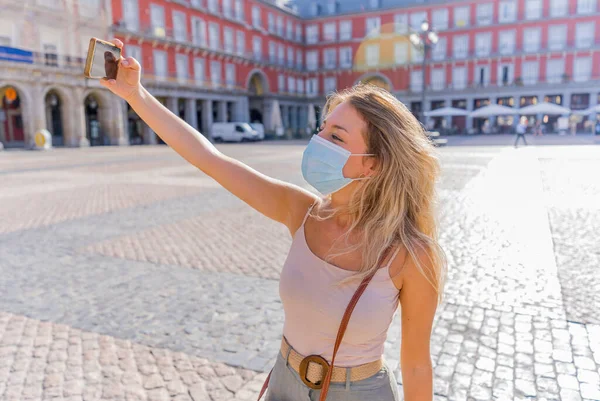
[
  {"xmin": 534, "ymin": 121, "xmax": 543, "ymax": 137},
  {"xmin": 515, "ymin": 117, "xmax": 528, "ymax": 148},
  {"xmin": 101, "ymin": 39, "xmax": 447, "ymax": 401}
]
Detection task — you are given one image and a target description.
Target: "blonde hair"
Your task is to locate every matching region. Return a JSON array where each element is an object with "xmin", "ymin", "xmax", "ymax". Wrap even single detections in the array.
[{"xmin": 312, "ymin": 84, "xmax": 447, "ymax": 305}]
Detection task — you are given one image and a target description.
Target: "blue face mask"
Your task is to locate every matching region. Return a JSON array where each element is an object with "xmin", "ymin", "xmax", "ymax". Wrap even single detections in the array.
[{"xmin": 301, "ymin": 135, "xmax": 374, "ymax": 195}]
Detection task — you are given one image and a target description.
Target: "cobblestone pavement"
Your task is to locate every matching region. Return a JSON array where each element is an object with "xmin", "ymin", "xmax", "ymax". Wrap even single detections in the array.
[{"xmin": 0, "ymin": 142, "xmax": 599, "ymax": 401}]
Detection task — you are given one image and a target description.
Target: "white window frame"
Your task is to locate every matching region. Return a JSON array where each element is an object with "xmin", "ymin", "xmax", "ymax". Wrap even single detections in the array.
[
  {"xmin": 194, "ymin": 57, "xmax": 205, "ymax": 85},
  {"xmin": 546, "ymin": 59, "xmax": 564, "ymax": 84},
  {"xmin": 340, "ymin": 20, "xmax": 352, "ymax": 40},
  {"xmin": 252, "ymin": 6, "xmax": 261, "ymax": 28},
  {"xmin": 153, "ymin": 49, "xmax": 167, "ymax": 79},
  {"xmin": 324, "ymin": 22, "xmax": 336, "ymax": 42},
  {"xmin": 324, "ymin": 77, "xmax": 337, "ymax": 94},
  {"xmin": 150, "ymin": 4, "xmax": 165, "ymax": 37},
  {"xmin": 278, "ymin": 74, "xmax": 285, "ymax": 92},
  {"xmin": 474, "ymin": 65, "xmax": 490, "ymax": 86},
  {"xmin": 324, "ymin": 48, "xmax": 336, "ymax": 69},
  {"xmin": 223, "ymin": 0, "xmax": 232, "ymax": 18},
  {"xmin": 224, "ymin": 27, "xmax": 234, "ymax": 53},
  {"xmin": 366, "ymin": 44, "xmax": 379, "ymax": 66},
  {"xmin": 395, "ymin": 42, "xmax": 408, "ymax": 64},
  {"xmin": 236, "ymin": 30, "xmax": 245, "ymax": 55},
  {"xmin": 287, "ymin": 47, "xmax": 294, "ymax": 67},
  {"xmin": 498, "ymin": 0, "xmax": 516, "ymax": 23},
  {"xmin": 296, "ymin": 49, "xmax": 303, "ymax": 69},
  {"xmin": 191, "ymin": 17, "xmax": 207, "ymax": 47},
  {"xmin": 210, "ymin": 60, "xmax": 222, "ymax": 86},
  {"xmin": 454, "ymin": 6, "xmax": 470, "ymax": 28},
  {"xmin": 287, "ymin": 76, "xmax": 295, "ymax": 93},
  {"xmin": 523, "ymin": 27, "xmax": 541, "ymax": 52},
  {"xmin": 277, "ymin": 15, "xmax": 284, "ymax": 37},
  {"xmin": 476, "ymin": 3, "xmax": 493, "ymax": 26},
  {"xmin": 306, "ymin": 25, "xmax": 318, "ymax": 44},
  {"xmin": 522, "ymin": 61, "xmax": 539, "ymax": 85},
  {"xmin": 499, "ymin": 30, "xmax": 516, "ymax": 55},
  {"xmin": 252, "ymin": 36, "xmax": 262, "ymax": 59},
  {"xmin": 452, "ymin": 66, "xmax": 467, "ymax": 89},
  {"xmin": 209, "ymin": 22, "xmax": 220, "ymax": 50},
  {"xmin": 432, "ymin": 9, "xmax": 449, "ymax": 30},
  {"xmin": 550, "ymin": 0, "xmax": 568, "ymax": 16},
  {"xmin": 475, "ymin": 33, "xmax": 492, "ymax": 57},
  {"xmin": 394, "ymin": 14, "xmax": 408, "ymax": 34},
  {"xmin": 431, "ymin": 68, "xmax": 445, "ymax": 91},
  {"xmin": 366, "ymin": 17, "xmax": 381, "ymax": 35},
  {"xmin": 176, "ymin": 53, "xmax": 188, "ymax": 82},
  {"xmin": 410, "ymin": 12, "xmax": 427, "ymax": 30},
  {"xmin": 410, "ymin": 69, "xmax": 423, "ymax": 92},
  {"xmin": 268, "ymin": 13, "xmax": 275, "ymax": 33},
  {"xmin": 497, "ymin": 63, "xmax": 514, "ymax": 86},
  {"xmin": 269, "ymin": 41, "xmax": 276, "ymax": 63},
  {"xmin": 431, "ymin": 37, "xmax": 446, "ymax": 61},
  {"xmin": 235, "ymin": 0, "xmax": 244, "ymax": 21},
  {"xmin": 577, "ymin": 0, "xmax": 596, "ymax": 14},
  {"xmin": 574, "ymin": 57, "xmax": 592, "ymax": 82},
  {"xmin": 525, "ymin": 0, "xmax": 542, "ymax": 20},
  {"xmin": 576, "ymin": 22, "xmax": 595, "ymax": 48},
  {"xmin": 122, "ymin": 0, "xmax": 140, "ymax": 31},
  {"xmin": 307, "ymin": 50, "xmax": 318, "ymax": 71},
  {"xmin": 453, "ymin": 35, "xmax": 469, "ymax": 59},
  {"xmin": 225, "ymin": 63, "xmax": 235, "ymax": 88},
  {"xmin": 340, "ymin": 46, "xmax": 352, "ymax": 68},
  {"xmin": 549, "ymin": 25, "xmax": 567, "ymax": 50}
]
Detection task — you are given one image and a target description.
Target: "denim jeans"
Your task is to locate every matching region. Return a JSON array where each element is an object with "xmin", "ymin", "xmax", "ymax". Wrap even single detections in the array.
[{"xmin": 264, "ymin": 350, "xmax": 400, "ymax": 401}]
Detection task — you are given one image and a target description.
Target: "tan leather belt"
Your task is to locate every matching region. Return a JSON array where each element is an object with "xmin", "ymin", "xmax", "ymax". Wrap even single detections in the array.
[{"xmin": 280, "ymin": 336, "xmax": 383, "ymax": 389}]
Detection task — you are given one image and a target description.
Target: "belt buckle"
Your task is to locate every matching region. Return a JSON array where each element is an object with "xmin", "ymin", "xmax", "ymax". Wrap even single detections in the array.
[{"xmin": 299, "ymin": 355, "xmax": 329, "ymax": 389}]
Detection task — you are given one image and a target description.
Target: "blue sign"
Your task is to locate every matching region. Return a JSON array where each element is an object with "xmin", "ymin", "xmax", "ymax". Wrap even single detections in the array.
[{"xmin": 0, "ymin": 46, "xmax": 34, "ymax": 64}]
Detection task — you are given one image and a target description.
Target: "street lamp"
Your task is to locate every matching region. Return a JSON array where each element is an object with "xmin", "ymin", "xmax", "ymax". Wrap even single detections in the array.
[{"xmin": 409, "ymin": 20, "xmax": 438, "ymax": 125}]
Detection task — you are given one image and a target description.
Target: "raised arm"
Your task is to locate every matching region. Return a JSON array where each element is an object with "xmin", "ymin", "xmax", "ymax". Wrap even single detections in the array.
[{"xmin": 100, "ymin": 39, "xmax": 316, "ymax": 233}]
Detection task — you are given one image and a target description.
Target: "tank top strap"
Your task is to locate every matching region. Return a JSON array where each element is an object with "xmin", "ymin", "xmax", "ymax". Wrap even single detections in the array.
[
  {"xmin": 383, "ymin": 246, "xmax": 402, "ymax": 269},
  {"xmin": 301, "ymin": 199, "xmax": 319, "ymax": 227}
]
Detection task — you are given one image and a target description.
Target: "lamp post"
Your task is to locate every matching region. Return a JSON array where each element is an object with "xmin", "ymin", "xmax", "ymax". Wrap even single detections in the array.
[{"xmin": 410, "ymin": 20, "xmax": 438, "ymax": 126}]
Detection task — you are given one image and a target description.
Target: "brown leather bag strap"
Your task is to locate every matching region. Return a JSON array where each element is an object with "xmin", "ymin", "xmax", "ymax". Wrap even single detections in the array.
[{"xmin": 256, "ymin": 271, "xmax": 377, "ymax": 401}]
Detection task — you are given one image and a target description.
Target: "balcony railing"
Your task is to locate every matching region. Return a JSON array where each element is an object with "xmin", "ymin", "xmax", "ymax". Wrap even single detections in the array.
[{"xmin": 0, "ymin": 46, "xmax": 85, "ymax": 71}]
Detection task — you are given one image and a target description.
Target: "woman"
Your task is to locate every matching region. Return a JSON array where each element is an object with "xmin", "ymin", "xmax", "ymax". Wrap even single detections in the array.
[{"xmin": 101, "ymin": 39, "xmax": 447, "ymax": 401}]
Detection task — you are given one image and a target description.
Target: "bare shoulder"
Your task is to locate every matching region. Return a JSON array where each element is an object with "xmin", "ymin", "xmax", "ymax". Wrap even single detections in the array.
[
  {"xmin": 284, "ymin": 187, "xmax": 320, "ymax": 236},
  {"xmin": 389, "ymin": 244, "xmax": 436, "ymax": 293}
]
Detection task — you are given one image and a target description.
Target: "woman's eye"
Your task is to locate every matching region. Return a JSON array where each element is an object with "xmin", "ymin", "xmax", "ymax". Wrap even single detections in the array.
[{"xmin": 332, "ymin": 134, "xmax": 343, "ymax": 142}]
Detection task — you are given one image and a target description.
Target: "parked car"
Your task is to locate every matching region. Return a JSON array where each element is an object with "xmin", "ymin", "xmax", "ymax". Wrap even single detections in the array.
[
  {"xmin": 249, "ymin": 123, "xmax": 265, "ymax": 139},
  {"xmin": 211, "ymin": 123, "xmax": 263, "ymax": 142}
]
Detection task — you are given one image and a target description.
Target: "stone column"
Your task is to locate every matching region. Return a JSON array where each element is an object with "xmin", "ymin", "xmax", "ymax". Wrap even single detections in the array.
[
  {"xmin": 143, "ymin": 123, "xmax": 157, "ymax": 145},
  {"xmin": 30, "ymin": 84, "xmax": 47, "ymax": 148},
  {"xmin": 466, "ymin": 97, "xmax": 474, "ymax": 134},
  {"xmin": 110, "ymin": 98, "xmax": 129, "ymax": 146},
  {"xmin": 217, "ymin": 101, "xmax": 227, "ymax": 122},
  {"xmin": 167, "ymin": 97, "xmax": 178, "ymax": 116},
  {"xmin": 202, "ymin": 99, "xmax": 214, "ymax": 139},
  {"xmin": 72, "ymin": 88, "xmax": 89, "ymax": 147},
  {"xmin": 185, "ymin": 98, "xmax": 198, "ymax": 130}
]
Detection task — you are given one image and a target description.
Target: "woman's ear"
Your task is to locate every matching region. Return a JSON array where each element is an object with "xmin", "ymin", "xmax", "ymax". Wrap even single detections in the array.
[{"xmin": 363, "ymin": 156, "xmax": 379, "ymax": 177}]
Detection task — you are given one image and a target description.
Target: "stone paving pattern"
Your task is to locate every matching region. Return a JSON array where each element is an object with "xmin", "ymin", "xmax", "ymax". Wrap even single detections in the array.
[{"xmin": 0, "ymin": 142, "xmax": 599, "ymax": 401}]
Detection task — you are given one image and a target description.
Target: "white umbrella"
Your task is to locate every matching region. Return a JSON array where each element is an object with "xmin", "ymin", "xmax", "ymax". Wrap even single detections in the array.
[
  {"xmin": 307, "ymin": 103, "xmax": 316, "ymax": 132},
  {"xmin": 270, "ymin": 99, "xmax": 283, "ymax": 136},
  {"xmin": 576, "ymin": 104, "xmax": 600, "ymax": 115},
  {"xmin": 518, "ymin": 102, "xmax": 571, "ymax": 115},
  {"xmin": 469, "ymin": 104, "xmax": 517, "ymax": 118},
  {"xmin": 424, "ymin": 107, "xmax": 469, "ymax": 117}
]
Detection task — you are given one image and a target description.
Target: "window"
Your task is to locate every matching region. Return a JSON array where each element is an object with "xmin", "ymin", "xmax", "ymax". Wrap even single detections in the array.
[
  {"xmin": 476, "ymin": 3, "xmax": 493, "ymax": 26},
  {"xmin": 523, "ymin": 28, "xmax": 541, "ymax": 52},
  {"xmin": 278, "ymin": 75, "xmax": 285, "ymax": 92},
  {"xmin": 475, "ymin": 33, "xmax": 491, "ymax": 56},
  {"xmin": 287, "ymin": 47, "xmax": 294, "ymax": 67},
  {"xmin": 549, "ymin": 25, "xmax": 567, "ymax": 50},
  {"xmin": 475, "ymin": 65, "xmax": 490, "ymax": 86},
  {"xmin": 127, "ymin": 45, "xmax": 141, "ymax": 65},
  {"xmin": 253, "ymin": 36, "xmax": 262, "ymax": 59},
  {"xmin": 366, "ymin": 17, "xmax": 381, "ymax": 35},
  {"xmin": 306, "ymin": 25, "xmax": 318, "ymax": 44},
  {"xmin": 577, "ymin": 0, "xmax": 596, "ymax": 14},
  {"xmin": 153, "ymin": 49, "xmax": 167, "ymax": 79},
  {"xmin": 496, "ymin": 63, "xmax": 513, "ymax": 85},
  {"xmin": 499, "ymin": 30, "xmax": 515, "ymax": 54},
  {"xmin": 576, "ymin": 22, "xmax": 595, "ymax": 48},
  {"xmin": 225, "ymin": 64, "xmax": 235, "ymax": 87},
  {"xmin": 431, "ymin": 37, "xmax": 446, "ymax": 61},
  {"xmin": 499, "ymin": 1, "xmax": 516, "ymax": 23},
  {"xmin": 208, "ymin": 0, "xmax": 218, "ymax": 13},
  {"xmin": 307, "ymin": 50, "xmax": 318, "ymax": 71},
  {"xmin": 395, "ymin": 42, "xmax": 408, "ymax": 64},
  {"xmin": 252, "ymin": 6, "xmax": 261, "ymax": 28},
  {"xmin": 432, "ymin": 9, "xmax": 448, "ymax": 30},
  {"xmin": 340, "ymin": 47, "xmax": 352, "ymax": 68},
  {"xmin": 369, "ymin": 0, "xmax": 380, "ymax": 9},
  {"xmin": 324, "ymin": 77, "xmax": 337, "ymax": 94},
  {"xmin": 525, "ymin": 0, "xmax": 542, "ymax": 20},
  {"xmin": 223, "ymin": 0, "xmax": 232, "ymax": 18},
  {"xmin": 307, "ymin": 78, "xmax": 318, "ymax": 96},
  {"xmin": 410, "ymin": 12, "xmax": 426, "ymax": 30},
  {"xmin": 296, "ymin": 49, "xmax": 303, "ymax": 69},
  {"xmin": 236, "ymin": 30, "xmax": 245, "ymax": 55},
  {"xmin": 574, "ymin": 57, "xmax": 592, "ymax": 81},
  {"xmin": 410, "ymin": 70, "xmax": 423, "ymax": 92},
  {"xmin": 297, "ymin": 78, "xmax": 304, "ymax": 94},
  {"xmin": 454, "ymin": 6, "xmax": 470, "ymax": 28},
  {"xmin": 296, "ymin": 25, "xmax": 302, "ymax": 42},
  {"xmin": 269, "ymin": 41, "xmax": 276, "ymax": 63},
  {"xmin": 122, "ymin": 0, "xmax": 139, "ymax": 31},
  {"xmin": 176, "ymin": 54, "xmax": 188, "ymax": 82},
  {"xmin": 550, "ymin": 0, "xmax": 568, "ymax": 16},
  {"xmin": 209, "ymin": 22, "xmax": 220, "ymax": 50},
  {"xmin": 277, "ymin": 16, "xmax": 284, "ymax": 37},
  {"xmin": 268, "ymin": 13, "xmax": 275, "ymax": 33},
  {"xmin": 366, "ymin": 44, "xmax": 379, "ymax": 66},
  {"xmin": 288, "ymin": 76, "xmax": 295, "ymax": 93},
  {"xmin": 452, "ymin": 66, "xmax": 467, "ymax": 89},
  {"xmin": 235, "ymin": 0, "xmax": 244, "ymax": 21},
  {"xmin": 191, "ymin": 0, "xmax": 201, "ymax": 8},
  {"xmin": 394, "ymin": 14, "xmax": 408, "ymax": 34},
  {"xmin": 44, "ymin": 43, "xmax": 58, "ymax": 66},
  {"xmin": 340, "ymin": 20, "xmax": 352, "ymax": 40},
  {"xmin": 324, "ymin": 48, "xmax": 336, "ymax": 69},
  {"xmin": 522, "ymin": 61, "xmax": 538, "ymax": 85},
  {"xmin": 211, "ymin": 61, "xmax": 221, "ymax": 85},
  {"xmin": 431, "ymin": 68, "xmax": 445, "ymax": 90},
  {"xmin": 287, "ymin": 21, "xmax": 293, "ymax": 40},
  {"xmin": 411, "ymin": 46, "xmax": 423, "ymax": 63},
  {"xmin": 192, "ymin": 17, "xmax": 207, "ymax": 47},
  {"xmin": 324, "ymin": 22, "xmax": 336, "ymax": 42},
  {"xmin": 194, "ymin": 58, "xmax": 205, "ymax": 85},
  {"xmin": 224, "ymin": 27, "xmax": 233, "ymax": 53},
  {"xmin": 150, "ymin": 4, "xmax": 165, "ymax": 37},
  {"xmin": 453, "ymin": 35, "xmax": 469, "ymax": 58},
  {"xmin": 546, "ymin": 59, "xmax": 564, "ymax": 83},
  {"xmin": 278, "ymin": 44, "xmax": 285, "ymax": 65}
]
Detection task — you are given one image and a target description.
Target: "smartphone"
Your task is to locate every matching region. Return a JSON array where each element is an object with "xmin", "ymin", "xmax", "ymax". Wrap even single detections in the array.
[{"xmin": 84, "ymin": 38, "xmax": 121, "ymax": 80}]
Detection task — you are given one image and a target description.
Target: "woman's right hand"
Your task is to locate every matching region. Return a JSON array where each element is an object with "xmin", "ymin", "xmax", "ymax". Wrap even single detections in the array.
[{"xmin": 100, "ymin": 38, "xmax": 142, "ymax": 102}]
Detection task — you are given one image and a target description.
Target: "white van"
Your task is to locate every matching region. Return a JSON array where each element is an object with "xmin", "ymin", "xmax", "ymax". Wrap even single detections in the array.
[{"xmin": 211, "ymin": 123, "xmax": 263, "ymax": 142}]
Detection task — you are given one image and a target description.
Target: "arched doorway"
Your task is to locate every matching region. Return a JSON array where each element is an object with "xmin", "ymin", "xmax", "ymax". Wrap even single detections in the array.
[
  {"xmin": 0, "ymin": 86, "xmax": 25, "ymax": 148},
  {"xmin": 247, "ymin": 70, "xmax": 268, "ymax": 127},
  {"xmin": 45, "ymin": 90, "xmax": 64, "ymax": 146},
  {"xmin": 360, "ymin": 75, "xmax": 391, "ymax": 92},
  {"xmin": 127, "ymin": 104, "xmax": 144, "ymax": 145},
  {"xmin": 85, "ymin": 94, "xmax": 107, "ymax": 146}
]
